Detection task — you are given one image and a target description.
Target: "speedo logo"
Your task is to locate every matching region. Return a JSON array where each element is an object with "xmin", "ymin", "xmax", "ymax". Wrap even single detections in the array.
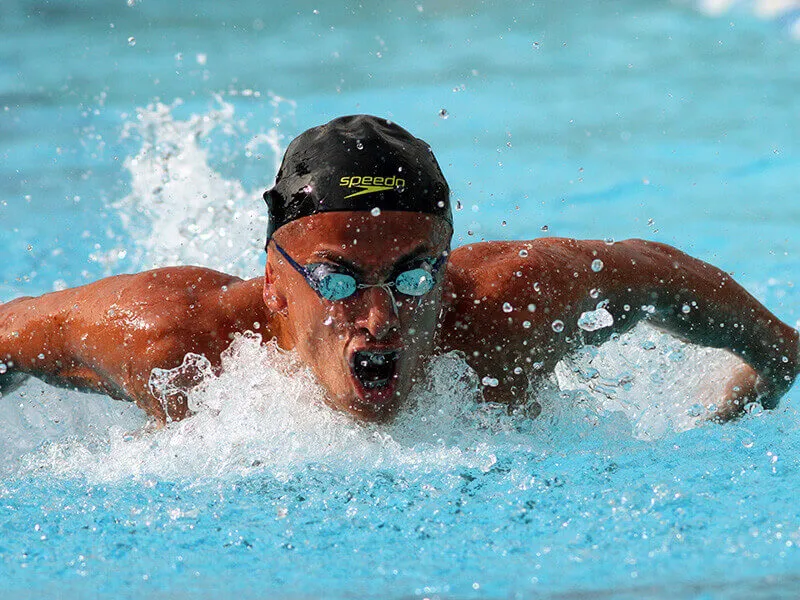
[{"xmin": 339, "ymin": 175, "xmax": 406, "ymax": 199}]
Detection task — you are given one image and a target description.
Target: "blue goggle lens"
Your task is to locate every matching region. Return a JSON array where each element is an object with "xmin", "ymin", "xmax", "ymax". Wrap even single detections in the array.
[
  {"xmin": 316, "ymin": 272, "xmax": 358, "ymax": 301},
  {"xmin": 312, "ymin": 267, "xmax": 436, "ymax": 301},
  {"xmin": 394, "ymin": 268, "xmax": 435, "ymax": 297}
]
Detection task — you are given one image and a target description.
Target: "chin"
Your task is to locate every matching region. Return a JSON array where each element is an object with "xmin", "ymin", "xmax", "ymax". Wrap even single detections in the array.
[{"xmin": 346, "ymin": 384, "xmax": 404, "ymax": 422}]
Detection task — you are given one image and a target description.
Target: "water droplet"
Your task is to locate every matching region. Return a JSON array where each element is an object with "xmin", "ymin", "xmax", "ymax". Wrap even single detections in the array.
[
  {"xmin": 682, "ymin": 304, "xmax": 691, "ymax": 314},
  {"xmin": 591, "ymin": 259, "xmax": 604, "ymax": 272},
  {"xmin": 604, "ymin": 237, "xmax": 615, "ymax": 245},
  {"xmin": 0, "ymin": 363, "xmax": 6, "ymax": 374},
  {"xmin": 501, "ymin": 220, "xmax": 507, "ymax": 227},
  {"xmin": 370, "ymin": 207, "xmax": 381, "ymax": 217},
  {"xmin": 502, "ymin": 302, "xmax": 513, "ymax": 313},
  {"xmin": 519, "ymin": 249, "xmax": 528, "ymax": 258},
  {"xmin": 527, "ymin": 304, "xmax": 536, "ymax": 312},
  {"xmin": 551, "ymin": 320, "xmax": 564, "ymax": 333},
  {"xmin": 456, "ymin": 200, "xmax": 463, "ymax": 211},
  {"xmin": 589, "ymin": 288, "xmax": 600, "ymax": 299},
  {"xmin": 37, "ymin": 353, "xmax": 45, "ymax": 360},
  {"xmin": 481, "ymin": 376, "xmax": 499, "ymax": 387},
  {"xmin": 522, "ymin": 320, "xmax": 531, "ymax": 329},
  {"xmin": 127, "ymin": 36, "xmax": 136, "ymax": 46},
  {"xmin": 577, "ymin": 307, "xmax": 614, "ymax": 332},
  {"xmin": 533, "ymin": 282, "xmax": 541, "ymax": 292},
  {"xmin": 513, "ymin": 366, "xmax": 523, "ymax": 375},
  {"xmin": 356, "ymin": 139, "xmax": 364, "ymax": 150},
  {"xmin": 687, "ymin": 404, "xmax": 704, "ymax": 417},
  {"xmin": 641, "ymin": 340, "xmax": 656, "ymax": 350},
  {"xmin": 439, "ymin": 108, "xmax": 449, "ymax": 119},
  {"xmin": 323, "ymin": 316, "xmax": 334, "ymax": 326},
  {"xmin": 541, "ymin": 225, "xmax": 549, "ymax": 232},
  {"xmin": 745, "ymin": 402, "xmax": 764, "ymax": 416}
]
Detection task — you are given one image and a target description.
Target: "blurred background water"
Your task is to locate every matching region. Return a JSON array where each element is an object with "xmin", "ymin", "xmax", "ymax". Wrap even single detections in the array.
[{"xmin": 1, "ymin": 0, "xmax": 800, "ymax": 598}]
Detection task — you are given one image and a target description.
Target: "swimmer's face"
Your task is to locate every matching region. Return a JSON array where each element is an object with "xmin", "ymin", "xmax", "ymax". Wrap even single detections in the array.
[{"xmin": 265, "ymin": 211, "xmax": 451, "ymax": 422}]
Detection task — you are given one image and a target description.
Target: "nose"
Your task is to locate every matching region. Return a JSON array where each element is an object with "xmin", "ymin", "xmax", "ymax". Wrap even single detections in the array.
[{"xmin": 355, "ymin": 285, "xmax": 400, "ymax": 340}]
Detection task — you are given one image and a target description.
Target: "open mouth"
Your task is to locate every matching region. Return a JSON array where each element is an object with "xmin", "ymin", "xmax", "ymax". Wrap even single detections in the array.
[{"xmin": 351, "ymin": 350, "xmax": 399, "ymax": 389}]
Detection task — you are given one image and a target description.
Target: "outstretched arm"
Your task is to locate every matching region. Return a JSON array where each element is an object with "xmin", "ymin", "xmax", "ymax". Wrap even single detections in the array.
[
  {"xmin": 443, "ymin": 238, "xmax": 799, "ymax": 417},
  {"xmin": 0, "ymin": 268, "xmax": 266, "ymax": 423},
  {"xmin": 601, "ymin": 239, "xmax": 798, "ymax": 412}
]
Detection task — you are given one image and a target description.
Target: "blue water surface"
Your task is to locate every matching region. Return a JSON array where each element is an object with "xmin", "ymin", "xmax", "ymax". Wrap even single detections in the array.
[{"xmin": 2, "ymin": 0, "xmax": 800, "ymax": 598}]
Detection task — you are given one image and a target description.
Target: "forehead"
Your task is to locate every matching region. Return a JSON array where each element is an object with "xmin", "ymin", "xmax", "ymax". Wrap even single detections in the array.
[{"xmin": 273, "ymin": 211, "xmax": 451, "ymax": 264}]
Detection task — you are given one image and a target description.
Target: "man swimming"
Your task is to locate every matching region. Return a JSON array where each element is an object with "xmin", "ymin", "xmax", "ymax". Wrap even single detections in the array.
[{"xmin": 1, "ymin": 115, "xmax": 798, "ymax": 425}]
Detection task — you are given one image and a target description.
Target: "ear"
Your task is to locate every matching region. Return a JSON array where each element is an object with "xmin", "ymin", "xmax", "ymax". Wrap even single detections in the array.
[{"xmin": 263, "ymin": 258, "xmax": 288, "ymax": 314}]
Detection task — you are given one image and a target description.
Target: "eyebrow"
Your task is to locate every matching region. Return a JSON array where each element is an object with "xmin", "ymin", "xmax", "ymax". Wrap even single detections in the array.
[{"xmin": 310, "ymin": 244, "xmax": 434, "ymax": 276}]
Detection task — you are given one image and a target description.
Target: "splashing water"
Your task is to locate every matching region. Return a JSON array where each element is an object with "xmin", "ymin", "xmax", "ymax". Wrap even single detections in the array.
[
  {"xmin": 113, "ymin": 95, "xmax": 288, "ymax": 276},
  {"xmin": 3, "ymin": 323, "xmax": 750, "ymax": 483}
]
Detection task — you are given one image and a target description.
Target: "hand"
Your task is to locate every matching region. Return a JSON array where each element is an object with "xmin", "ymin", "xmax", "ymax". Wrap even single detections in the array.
[{"xmin": 710, "ymin": 361, "xmax": 792, "ymax": 422}]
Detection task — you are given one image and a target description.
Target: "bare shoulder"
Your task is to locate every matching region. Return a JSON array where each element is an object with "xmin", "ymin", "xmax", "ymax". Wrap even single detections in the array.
[
  {"xmin": 62, "ymin": 266, "xmax": 267, "ymax": 340},
  {"xmin": 1, "ymin": 266, "xmax": 269, "ymax": 419},
  {"xmin": 448, "ymin": 237, "xmax": 665, "ymax": 270},
  {"xmin": 2, "ymin": 266, "xmax": 268, "ymax": 374},
  {"xmin": 440, "ymin": 237, "xmax": 675, "ymax": 357},
  {"xmin": 447, "ymin": 237, "xmax": 675, "ymax": 294}
]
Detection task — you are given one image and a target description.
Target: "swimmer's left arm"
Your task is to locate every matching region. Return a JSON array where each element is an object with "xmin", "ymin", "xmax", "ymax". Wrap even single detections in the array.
[
  {"xmin": 444, "ymin": 238, "xmax": 798, "ymax": 417},
  {"xmin": 591, "ymin": 239, "xmax": 799, "ymax": 413}
]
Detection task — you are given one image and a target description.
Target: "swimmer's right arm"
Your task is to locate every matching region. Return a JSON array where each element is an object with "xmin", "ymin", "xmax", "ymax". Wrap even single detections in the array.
[{"xmin": 0, "ymin": 268, "xmax": 267, "ymax": 423}]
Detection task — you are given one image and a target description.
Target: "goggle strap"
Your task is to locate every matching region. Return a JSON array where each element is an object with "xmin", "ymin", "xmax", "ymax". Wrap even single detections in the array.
[{"xmin": 272, "ymin": 241, "xmax": 323, "ymax": 293}]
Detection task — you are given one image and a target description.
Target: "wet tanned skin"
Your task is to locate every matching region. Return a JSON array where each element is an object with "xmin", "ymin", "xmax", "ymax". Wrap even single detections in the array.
[
  {"xmin": 441, "ymin": 238, "xmax": 799, "ymax": 417},
  {"xmin": 264, "ymin": 212, "xmax": 451, "ymax": 421},
  {"xmin": 1, "ymin": 211, "xmax": 798, "ymax": 425}
]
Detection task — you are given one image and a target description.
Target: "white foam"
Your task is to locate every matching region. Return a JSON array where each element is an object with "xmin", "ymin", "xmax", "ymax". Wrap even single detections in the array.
[
  {"xmin": 112, "ymin": 95, "xmax": 288, "ymax": 277},
  {"xmin": 16, "ymin": 335, "xmax": 521, "ymax": 482},
  {"xmin": 555, "ymin": 322, "xmax": 743, "ymax": 440},
  {"xmin": 6, "ymin": 323, "xmax": 748, "ymax": 482}
]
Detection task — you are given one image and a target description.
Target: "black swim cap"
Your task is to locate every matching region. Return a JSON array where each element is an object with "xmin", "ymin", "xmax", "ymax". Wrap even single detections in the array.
[{"xmin": 264, "ymin": 115, "xmax": 452, "ymax": 241}]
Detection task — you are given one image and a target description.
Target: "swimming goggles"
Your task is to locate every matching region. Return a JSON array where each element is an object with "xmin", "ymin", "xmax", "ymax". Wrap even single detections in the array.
[{"xmin": 272, "ymin": 241, "xmax": 446, "ymax": 302}]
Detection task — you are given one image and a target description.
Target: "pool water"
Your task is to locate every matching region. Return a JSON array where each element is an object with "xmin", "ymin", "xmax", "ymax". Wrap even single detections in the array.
[{"xmin": 2, "ymin": 0, "xmax": 800, "ymax": 598}]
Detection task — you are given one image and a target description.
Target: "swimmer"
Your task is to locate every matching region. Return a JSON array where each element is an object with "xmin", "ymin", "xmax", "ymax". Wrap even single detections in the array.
[{"xmin": 1, "ymin": 115, "xmax": 798, "ymax": 425}]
